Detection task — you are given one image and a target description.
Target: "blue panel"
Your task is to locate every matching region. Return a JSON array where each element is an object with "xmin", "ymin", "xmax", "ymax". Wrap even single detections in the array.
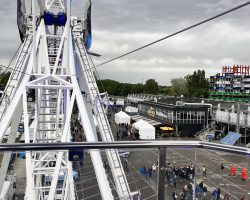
[
  {"xmin": 220, "ymin": 132, "xmax": 241, "ymax": 145},
  {"xmin": 86, "ymin": 33, "xmax": 92, "ymax": 49},
  {"xmin": 44, "ymin": 11, "xmax": 54, "ymax": 26},
  {"xmin": 57, "ymin": 12, "xmax": 67, "ymax": 27}
]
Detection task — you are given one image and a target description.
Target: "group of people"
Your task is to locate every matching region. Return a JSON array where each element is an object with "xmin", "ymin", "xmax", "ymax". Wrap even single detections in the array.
[
  {"xmin": 116, "ymin": 125, "xmax": 129, "ymax": 140},
  {"xmin": 71, "ymin": 117, "xmax": 86, "ymax": 142},
  {"xmin": 172, "ymin": 183, "xmax": 194, "ymax": 200},
  {"xmin": 139, "ymin": 164, "xmax": 157, "ymax": 178},
  {"xmin": 229, "ymin": 164, "xmax": 247, "ymax": 181},
  {"xmin": 165, "ymin": 162, "xmax": 195, "ymax": 187},
  {"xmin": 116, "ymin": 125, "xmax": 140, "ymax": 141}
]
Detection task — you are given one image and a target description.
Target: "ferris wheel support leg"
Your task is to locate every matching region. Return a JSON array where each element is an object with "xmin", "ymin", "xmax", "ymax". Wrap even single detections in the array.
[
  {"xmin": 0, "ymin": 23, "xmax": 42, "ymax": 142},
  {"xmin": 0, "ymin": 98, "xmax": 23, "ymax": 195},
  {"xmin": 47, "ymin": 90, "xmax": 76, "ymax": 200},
  {"xmin": 65, "ymin": 162, "xmax": 75, "ymax": 200},
  {"xmin": 74, "ymin": 86, "xmax": 114, "ymax": 199},
  {"xmin": 68, "ymin": 35, "xmax": 114, "ymax": 199},
  {"xmin": 23, "ymin": 91, "xmax": 35, "ymax": 200},
  {"xmin": 32, "ymin": 0, "xmax": 36, "ymax": 73}
]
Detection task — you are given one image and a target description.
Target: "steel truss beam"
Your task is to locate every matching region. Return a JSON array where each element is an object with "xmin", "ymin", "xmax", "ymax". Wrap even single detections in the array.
[{"xmin": 0, "ymin": 1, "xmax": 120, "ymax": 199}]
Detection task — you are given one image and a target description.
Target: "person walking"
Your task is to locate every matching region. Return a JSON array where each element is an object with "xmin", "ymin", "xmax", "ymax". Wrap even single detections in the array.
[
  {"xmin": 116, "ymin": 131, "xmax": 119, "ymax": 140},
  {"xmin": 172, "ymin": 190, "xmax": 177, "ymax": 200},
  {"xmin": 187, "ymin": 182, "xmax": 193, "ymax": 195},
  {"xmin": 241, "ymin": 167, "xmax": 247, "ymax": 181},
  {"xmin": 179, "ymin": 192, "xmax": 186, "ymax": 200},
  {"xmin": 148, "ymin": 167, "xmax": 152, "ymax": 178},
  {"xmin": 152, "ymin": 164, "xmax": 157, "ymax": 175},
  {"xmin": 183, "ymin": 185, "xmax": 188, "ymax": 196},
  {"xmin": 199, "ymin": 181, "xmax": 204, "ymax": 194},
  {"xmin": 202, "ymin": 165, "xmax": 206, "ymax": 177},
  {"xmin": 123, "ymin": 160, "xmax": 128, "ymax": 171},
  {"xmin": 212, "ymin": 189, "xmax": 217, "ymax": 200},
  {"xmin": 104, "ymin": 160, "xmax": 109, "ymax": 171},
  {"xmin": 173, "ymin": 173, "xmax": 177, "ymax": 188},
  {"xmin": 230, "ymin": 164, "xmax": 236, "ymax": 176},
  {"xmin": 216, "ymin": 188, "xmax": 221, "ymax": 200},
  {"xmin": 221, "ymin": 163, "xmax": 225, "ymax": 171}
]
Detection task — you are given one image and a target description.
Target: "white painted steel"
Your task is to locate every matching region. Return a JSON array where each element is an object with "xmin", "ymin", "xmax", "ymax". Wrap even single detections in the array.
[
  {"xmin": 0, "ymin": 0, "xmax": 127, "ymax": 199},
  {"xmin": 68, "ymin": 32, "xmax": 114, "ymax": 200},
  {"xmin": 73, "ymin": 33, "xmax": 132, "ymax": 198}
]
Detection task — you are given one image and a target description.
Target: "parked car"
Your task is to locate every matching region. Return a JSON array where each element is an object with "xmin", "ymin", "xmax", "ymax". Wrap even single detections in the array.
[{"xmin": 118, "ymin": 149, "xmax": 130, "ymax": 158}]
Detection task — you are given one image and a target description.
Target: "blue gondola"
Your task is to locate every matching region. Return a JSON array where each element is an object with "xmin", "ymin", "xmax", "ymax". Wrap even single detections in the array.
[
  {"xmin": 57, "ymin": 12, "xmax": 67, "ymax": 27},
  {"xmin": 44, "ymin": 11, "xmax": 54, "ymax": 26}
]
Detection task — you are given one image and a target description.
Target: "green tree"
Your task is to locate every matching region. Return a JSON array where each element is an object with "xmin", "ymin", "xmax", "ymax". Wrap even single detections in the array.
[
  {"xmin": 144, "ymin": 79, "xmax": 159, "ymax": 94},
  {"xmin": 131, "ymin": 83, "xmax": 144, "ymax": 94},
  {"xmin": 185, "ymin": 69, "xmax": 209, "ymax": 98},
  {"xmin": 170, "ymin": 77, "xmax": 187, "ymax": 96},
  {"xmin": 158, "ymin": 86, "xmax": 171, "ymax": 95},
  {"xmin": 0, "ymin": 72, "xmax": 11, "ymax": 87}
]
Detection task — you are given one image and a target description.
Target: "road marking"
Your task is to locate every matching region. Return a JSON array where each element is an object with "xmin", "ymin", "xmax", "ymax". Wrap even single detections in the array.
[{"xmin": 146, "ymin": 148, "xmax": 246, "ymax": 200}]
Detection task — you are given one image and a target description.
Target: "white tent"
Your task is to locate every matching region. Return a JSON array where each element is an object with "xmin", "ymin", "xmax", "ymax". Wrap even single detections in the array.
[
  {"xmin": 115, "ymin": 111, "xmax": 131, "ymax": 125},
  {"xmin": 132, "ymin": 119, "xmax": 155, "ymax": 140},
  {"xmin": 125, "ymin": 106, "xmax": 138, "ymax": 113},
  {"xmin": 116, "ymin": 99, "xmax": 124, "ymax": 106}
]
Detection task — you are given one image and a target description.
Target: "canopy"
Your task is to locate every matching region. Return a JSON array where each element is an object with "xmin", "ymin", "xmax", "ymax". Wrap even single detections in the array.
[
  {"xmin": 160, "ymin": 126, "xmax": 174, "ymax": 131},
  {"xmin": 220, "ymin": 131, "xmax": 241, "ymax": 145},
  {"xmin": 132, "ymin": 119, "xmax": 155, "ymax": 139},
  {"xmin": 125, "ymin": 106, "xmax": 138, "ymax": 113},
  {"xmin": 115, "ymin": 111, "xmax": 130, "ymax": 125},
  {"xmin": 116, "ymin": 99, "xmax": 124, "ymax": 106}
]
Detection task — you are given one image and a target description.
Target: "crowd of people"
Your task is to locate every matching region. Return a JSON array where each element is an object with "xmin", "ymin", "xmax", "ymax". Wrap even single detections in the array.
[
  {"xmin": 138, "ymin": 160, "xmax": 248, "ymax": 200},
  {"xmin": 116, "ymin": 127, "xmax": 139, "ymax": 141},
  {"xmin": 70, "ymin": 117, "xmax": 86, "ymax": 142},
  {"xmin": 109, "ymin": 107, "xmax": 248, "ymax": 199},
  {"xmin": 165, "ymin": 162, "xmax": 195, "ymax": 185}
]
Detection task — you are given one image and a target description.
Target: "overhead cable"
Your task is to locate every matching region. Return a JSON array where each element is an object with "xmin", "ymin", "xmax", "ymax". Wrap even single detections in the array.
[
  {"xmin": 0, "ymin": 64, "xmax": 32, "ymax": 76},
  {"xmin": 94, "ymin": 1, "xmax": 250, "ymax": 68}
]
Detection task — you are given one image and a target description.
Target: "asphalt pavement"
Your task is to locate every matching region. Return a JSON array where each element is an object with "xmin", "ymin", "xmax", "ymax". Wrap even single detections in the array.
[{"xmin": 108, "ymin": 110, "xmax": 250, "ymax": 200}]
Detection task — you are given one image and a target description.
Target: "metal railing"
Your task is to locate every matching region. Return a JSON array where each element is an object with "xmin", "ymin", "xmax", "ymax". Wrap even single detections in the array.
[
  {"xmin": 1, "ymin": 140, "xmax": 248, "ymax": 154},
  {"xmin": 0, "ymin": 140, "xmax": 249, "ymax": 200}
]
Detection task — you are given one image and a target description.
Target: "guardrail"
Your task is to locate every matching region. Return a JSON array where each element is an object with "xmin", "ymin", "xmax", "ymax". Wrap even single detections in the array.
[{"xmin": 1, "ymin": 141, "xmax": 249, "ymax": 200}]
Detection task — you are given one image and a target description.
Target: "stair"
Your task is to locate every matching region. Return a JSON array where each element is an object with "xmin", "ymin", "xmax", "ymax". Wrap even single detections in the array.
[
  {"xmin": 74, "ymin": 36, "xmax": 132, "ymax": 199},
  {"xmin": 0, "ymin": 34, "xmax": 33, "ymax": 121}
]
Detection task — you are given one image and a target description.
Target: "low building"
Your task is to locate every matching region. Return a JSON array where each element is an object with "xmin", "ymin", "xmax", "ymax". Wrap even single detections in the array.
[
  {"xmin": 136, "ymin": 101, "xmax": 210, "ymax": 137},
  {"xmin": 127, "ymin": 94, "xmax": 250, "ymax": 144}
]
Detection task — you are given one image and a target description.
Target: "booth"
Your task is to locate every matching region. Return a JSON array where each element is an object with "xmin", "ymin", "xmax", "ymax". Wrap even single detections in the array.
[
  {"xmin": 125, "ymin": 106, "xmax": 138, "ymax": 115},
  {"xmin": 132, "ymin": 119, "xmax": 155, "ymax": 139},
  {"xmin": 114, "ymin": 111, "xmax": 131, "ymax": 125},
  {"xmin": 116, "ymin": 99, "xmax": 125, "ymax": 106}
]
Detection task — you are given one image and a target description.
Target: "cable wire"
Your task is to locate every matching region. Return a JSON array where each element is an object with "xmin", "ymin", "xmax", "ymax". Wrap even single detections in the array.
[
  {"xmin": 0, "ymin": 64, "xmax": 32, "ymax": 76},
  {"xmin": 2, "ymin": 43, "xmax": 23, "ymax": 73},
  {"xmin": 88, "ymin": 55, "xmax": 107, "ymax": 93},
  {"xmin": 95, "ymin": 0, "xmax": 250, "ymax": 68}
]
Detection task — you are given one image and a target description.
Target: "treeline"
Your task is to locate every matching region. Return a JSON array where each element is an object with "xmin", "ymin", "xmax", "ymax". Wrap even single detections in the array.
[
  {"xmin": 97, "ymin": 69, "xmax": 209, "ymax": 98},
  {"xmin": 0, "ymin": 69, "xmax": 209, "ymax": 98},
  {"xmin": 97, "ymin": 79, "xmax": 162, "ymax": 96}
]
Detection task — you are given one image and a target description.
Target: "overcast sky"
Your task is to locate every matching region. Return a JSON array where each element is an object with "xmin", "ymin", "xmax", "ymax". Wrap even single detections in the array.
[{"xmin": 1, "ymin": 0, "xmax": 250, "ymax": 85}]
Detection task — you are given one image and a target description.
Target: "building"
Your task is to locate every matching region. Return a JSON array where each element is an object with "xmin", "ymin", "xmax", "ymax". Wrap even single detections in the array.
[
  {"xmin": 136, "ymin": 101, "xmax": 210, "ymax": 137},
  {"xmin": 209, "ymin": 65, "xmax": 250, "ymax": 102},
  {"xmin": 127, "ymin": 94, "xmax": 250, "ymax": 144}
]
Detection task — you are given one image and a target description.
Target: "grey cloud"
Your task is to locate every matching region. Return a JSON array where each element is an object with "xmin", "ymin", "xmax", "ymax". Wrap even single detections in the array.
[{"xmin": 1, "ymin": 0, "xmax": 250, "ymax": 86}]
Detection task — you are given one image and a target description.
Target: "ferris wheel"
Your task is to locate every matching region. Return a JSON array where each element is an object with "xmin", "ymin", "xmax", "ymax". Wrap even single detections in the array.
[{"xmin": 0, "ymin": 0, "xmax": 135, "ymax": 199}]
